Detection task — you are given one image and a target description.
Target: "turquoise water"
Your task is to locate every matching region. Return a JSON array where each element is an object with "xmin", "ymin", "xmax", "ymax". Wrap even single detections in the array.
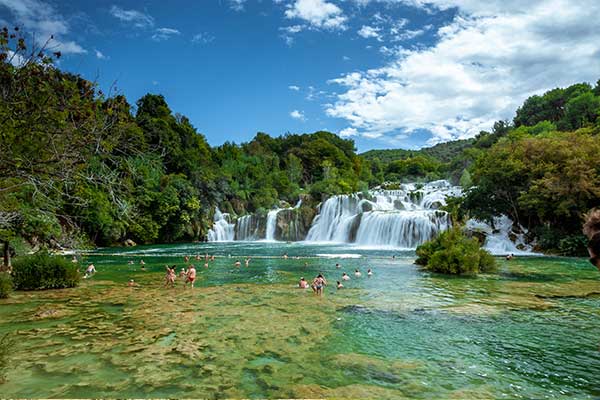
[{"xmin": 0, "ymin": 241, "xmax": 599, "ymax": 398}]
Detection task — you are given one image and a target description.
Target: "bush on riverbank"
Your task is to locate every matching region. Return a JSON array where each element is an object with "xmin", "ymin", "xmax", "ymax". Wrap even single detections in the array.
[
  {"xmin": 12, "ymin": 251, "xmax": 79, "ymax": 290},
  {"xmin": 0, "ymin": 272, "xmax": 12, "ymax": 298},
  {"xmin": 416, "ymin": 228, "xmax": 496, "ymax": 275}
]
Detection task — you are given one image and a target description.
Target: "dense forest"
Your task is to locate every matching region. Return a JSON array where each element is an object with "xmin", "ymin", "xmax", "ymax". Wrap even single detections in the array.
[{"xmin": 1, "ymin": 28, "xmax": 599, "ymax": 257}]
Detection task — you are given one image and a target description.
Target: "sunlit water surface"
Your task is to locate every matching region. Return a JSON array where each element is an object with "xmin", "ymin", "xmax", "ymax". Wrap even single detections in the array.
[{"xmin": 0, "ymin": 241, "xmax": 599, "ymax": 398}]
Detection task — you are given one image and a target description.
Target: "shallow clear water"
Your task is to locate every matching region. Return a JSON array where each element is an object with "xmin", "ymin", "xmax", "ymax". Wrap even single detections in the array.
[{"xmin": 0, "ymin": 241, "xmax": 599, "ymax": 398}]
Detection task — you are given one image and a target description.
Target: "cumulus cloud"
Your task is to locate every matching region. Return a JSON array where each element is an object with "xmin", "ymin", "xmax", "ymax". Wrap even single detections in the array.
[
  {"xmin": 285, "ymin": 0, "xmax": 347, "ymax": 30},
  {"xmin": 326, "ymin": 0, "xmax": 600, "ymax": 145},
  {"xmin": 151, "ymin": 27, "xmax": 181, "ymax": 42},
  {"xmin": 109, "ymin": 5, "xmax": 154, "ymax": 28},
  {"xmin": 290, "ymin": 110, "xmax": 306, "ymax": 121},
  {"xmin": 288, "ymin": 85, "xmax": 301, "ymax": 91},
  {"xmin": 0, "ymin": 0, "xmax": 86, "ymax": 54},
  {"xmin": 358, "ymin": 25, "xmax": 382, "ymax": 40},
  {"xmin": 339, "ymin": 127, "xmax": 358, "ymax": 137}
]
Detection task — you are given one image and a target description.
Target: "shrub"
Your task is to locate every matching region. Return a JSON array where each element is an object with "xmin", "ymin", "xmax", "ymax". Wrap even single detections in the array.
[
  {"xmin": 12, "ymin": 251, "xmax": 80, "ymax": 290},
  {"xmin": 0, "ymin": 272, "xmax": 12, "ymax": 299},
  {"xmin": 415, "ymin": 228, "xmax": 496, "ymax": 275}
]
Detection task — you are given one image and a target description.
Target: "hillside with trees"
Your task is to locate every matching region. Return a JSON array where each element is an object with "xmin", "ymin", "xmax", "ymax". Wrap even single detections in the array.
[{"xmin": 1, "ymin": 27, "xmax": 599, "ymax": 257}]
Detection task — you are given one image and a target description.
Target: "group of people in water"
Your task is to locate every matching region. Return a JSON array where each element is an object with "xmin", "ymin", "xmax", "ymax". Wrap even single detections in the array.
[{"xmin": 298, "ymin": 265, "xmax": 374, "ymax": 296}]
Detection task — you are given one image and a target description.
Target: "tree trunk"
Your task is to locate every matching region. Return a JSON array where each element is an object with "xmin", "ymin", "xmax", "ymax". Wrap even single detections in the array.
[{"xmin": 2, "ymin": 240, "xmax": 10, "ymax": 269}]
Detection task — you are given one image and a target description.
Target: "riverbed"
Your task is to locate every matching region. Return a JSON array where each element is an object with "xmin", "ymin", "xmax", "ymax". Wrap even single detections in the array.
[{"xmin": 0, "ymin": 242, "xmax": 598, "ymax": 398}]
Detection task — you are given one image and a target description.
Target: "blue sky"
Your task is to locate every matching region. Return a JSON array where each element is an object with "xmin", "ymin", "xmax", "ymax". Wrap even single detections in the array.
[{"xmin": 1, "ymin": 0, "xmax": 600, "ymax": 152}]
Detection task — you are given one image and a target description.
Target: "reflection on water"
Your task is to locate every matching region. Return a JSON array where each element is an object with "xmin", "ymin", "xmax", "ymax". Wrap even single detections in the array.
[{"xmin": 0, "ymin": 242, "xmax": 599, "ymax": 398}]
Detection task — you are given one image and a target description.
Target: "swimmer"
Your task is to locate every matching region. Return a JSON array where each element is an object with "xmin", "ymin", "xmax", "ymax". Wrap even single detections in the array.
[
  {"xmin": 367, "ymin": 268, "xmax": 373, "ymax": 277},
  {"xmin": 337, "ymin": 281, "xmax": 343, "ymax": 289},
  {"xmin": 245, "ymin": 258, "xmax": 250, "ymax": 267},
  {"xmin": 140, "ymin": 259, "xmax": 145, "ymax": 265},
  {"xmin": 342, "ymin": 272, "xmax": 350, "ymax": 281},
  {"xmin": 210, "ymin": 255, "xmax": 215, "ymax": 261},
  {"xmin": 506, "ymin": 253, "xmax": 514, "ymax": 260},
  {"xmin": 312, "ymin": 274, "xmax": 327, "ymax": 296},
  {"xmin": 71, "ymin": 256, "xmax": 78, "ymax": 263},
  {"xmin": 184, "ymin": 256, "xmax": 190, "ymax": 263},
  {"xmin": 179, "ymin": 267, "xmax": 187, "ymax": 279},
  {"xmin": 195, "ymin": 254, "xmax": 201, "ymax": 261},
  {"xmin": 186, "ymin": 265, "xmax": 197, "ymax": 288},
  {"xmin": 354, "ymin": 269, "xmax": 362, "ymax": 277},
  {"xmin": 84, "ymin": 263, "xmax": 96, "ymax": 278},
  {"xmin": 140, "ymin": 264, "xmax": 146, "ymax": 271},
  {"xmin": 283, "ymin": 253, "xmax": 288, "ymax": 259},
  {"xmin": 392, "ymin": 255, "xmax": 396, "ymax": 259},
  {"xmin": 128, "ymin": 279, "xmax": 138, "ymax": 287},
  {"xmin": 299, "ymin": 277, "xmax": 309, "ymax": 289},
  {"xmin": 304, "ymin": 262, "xmax": 308, "ymax": 267},
  {"xmin": 128, "ymin": 260, "xmax": 134, "ymax": 265},
  {"xmin": 204, "ymin": 262, "xmax": 209, "ymax": 268},
  {"xmin": 335, "ymin": 263, "xmax": 341, "ymax": 269},
  {"xmin": 234, "ymin": 260, "xmax": 241, "ymax": 267}
]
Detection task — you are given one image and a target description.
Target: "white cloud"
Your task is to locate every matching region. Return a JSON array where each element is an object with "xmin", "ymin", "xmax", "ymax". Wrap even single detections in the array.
[
  {"xmin": 339, "ymin": 127, "xmax": 358, "ymax": 137},
  {"xmin": 192, "ymin": 32, "xmax": 215, "ymax": 44},
  {"xmin": 285, "ymin": 0, "xmax": 347, "ymax": 30},
  {"xmin": 229, "ymin": 0, "xmax": 247, "ymax": 11},
  {"xmin": 288, "ymin": 85, "xmax": 301, "ymax": 91},
  {"xmin": 152, "ymin": 28, "xmax": 181, "ymax": 42},
  {"xmin": 290, "ymin": 109, "xmax": 306, "ymax": 121},
  {"xmin": 326, "ymin": 0, "xmax": 600, "ymax": 145},
  {"xmin": 357, "ymin": 25, "xmax": 381, "ymax": 40},
  {"xmin": 109, "ymin": 5, "xmax": 154, "ymax": 28},
  {"xmin": 0, "ymin": 0, "xmax": 86, "ymax": 54},
  {"xmin": 94, "ymin": 49, "xmax": 107, "ymax": 59}
]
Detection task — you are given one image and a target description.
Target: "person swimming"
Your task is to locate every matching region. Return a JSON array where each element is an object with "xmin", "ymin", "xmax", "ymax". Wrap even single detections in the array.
[
  {"xmin": 204, "ymin": 262, "xmax": 209, "ymax": 268},
  {"xmin": 367, "ymin": 268, "xmax": 373, "ymax": 277},
  {"xmin": 335, "ymin": 263, "xmax": 341, "ymax": 269},
  {"xmin": 140, "ymin": 259, "xmax": 145, "ymax": 265},
  {"xmin": 299, "ymin": 277, "xmax": 309, "ymax": 289},
  {"xmin": 342, "ymin": 272, "xmax": 350, "ymax": 281},
  {"xmin": 84, "ymin": 264, "xmax": 96, "ymax": 278},
  {"xmin": 179, "ymin": 267, "xmax": 187, "ymax": 279},
  {"xmin": 128, "ymin": 279, "xmax": 138, "ymax": 287},
  {"xmin": 354, "ymin": 269, "xmax": 362, "ymax": 277},
  {"xmin": 245, "ymin": 258, "xmax": 250, "ymax": 267},
  {"xmin": 234, "ymin": 260, "xmax": 241, "ymax": 267},
  {"xmin": 184, "ymin": 256, "xmax": 190, "ymax": 263}
]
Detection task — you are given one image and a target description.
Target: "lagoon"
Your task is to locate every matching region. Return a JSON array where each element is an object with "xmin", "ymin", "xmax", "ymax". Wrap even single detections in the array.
[{"xmin": 0, "ymin": 242, "xmax": 599, "ymax": 398}]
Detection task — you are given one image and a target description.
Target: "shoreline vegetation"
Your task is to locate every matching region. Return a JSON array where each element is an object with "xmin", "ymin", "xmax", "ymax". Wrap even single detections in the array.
[{"xmin": 1, "ymin": 28, "xmax": 600, "ymax": 268}]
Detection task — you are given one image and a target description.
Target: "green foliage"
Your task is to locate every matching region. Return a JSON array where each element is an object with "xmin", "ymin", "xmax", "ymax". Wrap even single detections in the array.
[
  {"xmin": 0, "ymin": 272, "xmax": 12, "ymax": 298},
  {"xmin": 11, "ymin": 251, "xmax": 79, "ymax": 290},
  {"xmin": 415, "ymin": 228, "xmax": 496, "ymax": 275},
  {"xmin": 558, "ymin": 235, "xmax": 588, "ymax": 257}
]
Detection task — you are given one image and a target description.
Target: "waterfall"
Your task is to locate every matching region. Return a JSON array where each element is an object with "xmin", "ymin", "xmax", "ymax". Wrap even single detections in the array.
[
  {"xmin": 265, "ymin": 209, "xmax": 280, "ymax": 241},
  {"xmin": 466, "ymin": 215, "xmax": 533, "ymax": 255},
  {"xmin": 306, "ymin": 180, "xmax": 460, "ymax": 248},
  {"xmin": 235, "ymin": 215, "xmax": 261, "ymax": 241},
  {"xmin": 207, "ymin": 208, "xmax": 235, "ymax": 241}
]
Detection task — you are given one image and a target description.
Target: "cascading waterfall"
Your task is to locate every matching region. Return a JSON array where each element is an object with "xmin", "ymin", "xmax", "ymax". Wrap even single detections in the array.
[
  {"xmin": 265, "ymin": 209, "xmax": 280, "ymax": 241},
  {"xmin": 306, "ymin": 180, "xmax": 461, "ymax": 248},
  {"xmin": 235, "ymin": 215, "xmax": 261, "ymax": 241},
  {"xmin": 466, "ymin": 215, "xmax": 533, "ymax": 255},
  {"xmin": 207, "ymin": 208, "xmax": 235, "ymax": 241}
]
